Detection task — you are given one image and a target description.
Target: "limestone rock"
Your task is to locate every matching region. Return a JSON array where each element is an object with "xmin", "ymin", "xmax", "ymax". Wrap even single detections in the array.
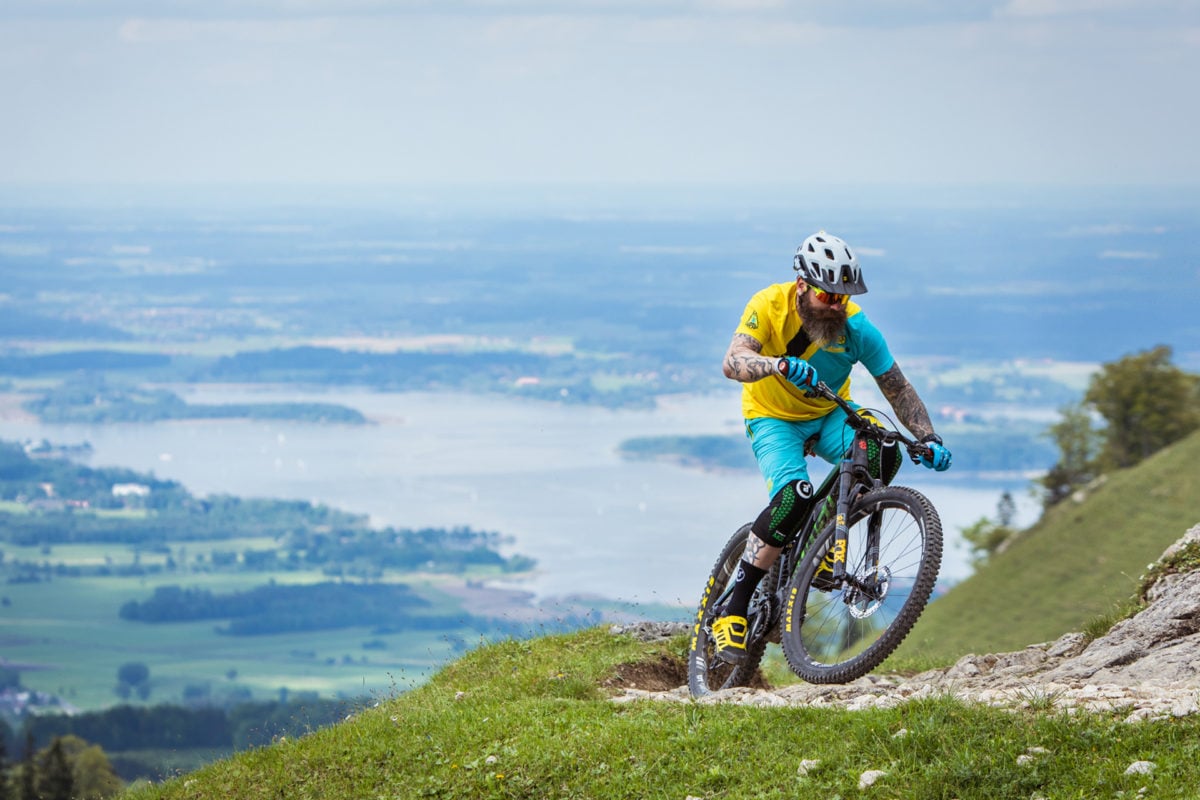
[
  {"xmin": 858, "ymin": 769, "xmax": 887, "ymax": 789},
  {"xmin": 615, "ymin": 523, "xmax": 1200, "ymax": 720}
]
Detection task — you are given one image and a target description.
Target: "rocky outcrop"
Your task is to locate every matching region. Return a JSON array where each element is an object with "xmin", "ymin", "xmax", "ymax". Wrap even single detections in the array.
[
  {"xmin": 614, "ymin": 523, "xmax": 1200, "ymax": 723},
  {"xmin": 1044, "ymin": 524, "xmax": 1200, "ymax": 688}
]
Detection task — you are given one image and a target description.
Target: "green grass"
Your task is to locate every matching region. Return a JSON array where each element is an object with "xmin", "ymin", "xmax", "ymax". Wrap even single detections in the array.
[
  {"xmin": 895, "ymin": 428, "xmax": 1200, "ymax": 664},
  {"xmin": 121, "ymin": 627, "xmax": 1200, "ymax": 800}
]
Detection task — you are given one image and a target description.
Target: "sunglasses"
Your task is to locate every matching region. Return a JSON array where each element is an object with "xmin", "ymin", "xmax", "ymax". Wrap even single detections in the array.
[{"xmin": 811, "ymin": 287, "xmax": 849, "ymax": 306}]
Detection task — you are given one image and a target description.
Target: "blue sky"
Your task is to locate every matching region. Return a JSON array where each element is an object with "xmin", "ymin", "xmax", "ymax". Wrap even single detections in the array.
[{"xmin": 3, "ymin": 0, "xmax": 1199, "ymax": 186}]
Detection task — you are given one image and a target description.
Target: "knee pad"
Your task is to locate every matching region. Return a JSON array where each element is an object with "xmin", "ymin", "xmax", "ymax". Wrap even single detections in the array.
[{"xmin": 751, "ymin": 479, "xmax": 814, "ymax": 548}]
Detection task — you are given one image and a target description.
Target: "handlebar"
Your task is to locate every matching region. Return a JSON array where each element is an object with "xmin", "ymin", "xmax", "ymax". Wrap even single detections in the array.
[{"xmin": 807, "ymin": 381, "xmax": 932, "ymax": 462}]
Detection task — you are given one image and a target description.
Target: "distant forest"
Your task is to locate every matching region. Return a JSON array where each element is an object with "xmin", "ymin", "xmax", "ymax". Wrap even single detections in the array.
[
  {"xmin": 0, "ymin": 439, "xmax": 535, "ymax": 578},
  {"xmin": 10, "ymin": 697, "xmax": 354, "ymax": 782}
]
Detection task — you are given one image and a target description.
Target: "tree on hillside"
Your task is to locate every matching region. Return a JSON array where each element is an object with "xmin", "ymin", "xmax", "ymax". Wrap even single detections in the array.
[
  {"xmin": 1039, "ymin": 401, "xmax": 1103, "ymax": 508},
  {"xmin": 55, "ymin": 735, "xmax": 122, "ymax": 800},
  {"xmin": 959, "ymin": 492, "xmax": 1021, "ymax": 568},
  {"xmin": 34, "ymin": 739, "xmax": 73, "ymax": 800},
  {"xmin": 1085, "ymin": 345, "xmax": 1200, "ymax": 470},
  {"xmin": 996, "ymin": 491, "xmax": 1017, "ymax": 527},
  {"xmin": 17, "ymin": 732, "xmax": 34, "ymax": 800},
  {"xmin": 8, "ymin": 736, "xmax": 120, "ymax": 800},
  {"xmin": 1040, "ymin": 346, "xmax": 1198, "ymax": 508},
  {"xmin": 0, "ymin": 735, "xmax": 10, "ymax": 800}
]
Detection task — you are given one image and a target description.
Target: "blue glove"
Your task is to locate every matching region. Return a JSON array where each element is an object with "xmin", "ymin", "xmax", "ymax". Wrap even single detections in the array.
[
  {"xmin": 778, "ymin": 356, "xmax": 818, "ymax": 392},
  {"xmin": 918, "ymin": 436, "xmax": 952, "ymax": 471}
]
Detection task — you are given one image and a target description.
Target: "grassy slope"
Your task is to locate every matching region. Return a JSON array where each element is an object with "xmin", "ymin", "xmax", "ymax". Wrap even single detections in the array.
[
  {"xmin": 115, "ymin": 433, "xmax": 1200, "ymax": 798},
  {"xmin": 122, "ymin": 628, "xmax": 1200, "ymax": 800},
  {"xmin": 896, "ymin": 428, "xmax": 1200, "ymax": 664}
]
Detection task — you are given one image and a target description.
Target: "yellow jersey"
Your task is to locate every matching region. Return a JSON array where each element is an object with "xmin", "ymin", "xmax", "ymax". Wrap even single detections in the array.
[{"xmin": 734, "ymin": 282, "xmax": 895, "ymax": 421}]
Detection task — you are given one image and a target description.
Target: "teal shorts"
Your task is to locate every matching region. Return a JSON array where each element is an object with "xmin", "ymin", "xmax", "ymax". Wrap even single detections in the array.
[{"xmin": 745, "ymin": 406, "xmax": 861, "ymax": 499}]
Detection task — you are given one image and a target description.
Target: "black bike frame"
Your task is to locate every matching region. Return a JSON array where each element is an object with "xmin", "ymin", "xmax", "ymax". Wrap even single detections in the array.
[
  {"xmin": 722, "ymin": 382, "xmax": 928, "ymax": 636},
  {"xmin": 782, "ymin": 384, "xmax": 921, "ymax": 595}
]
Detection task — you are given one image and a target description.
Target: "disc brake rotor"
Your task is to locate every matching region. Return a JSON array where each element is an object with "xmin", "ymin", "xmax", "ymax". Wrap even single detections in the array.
[{"xmin": 846, "ymin": 565, "xmax": 891, "ymax": 619}]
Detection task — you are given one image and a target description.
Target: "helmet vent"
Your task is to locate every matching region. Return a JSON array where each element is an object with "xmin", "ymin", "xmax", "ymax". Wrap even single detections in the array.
[{"xmin": 794, "ymin": 230, "xmax": 867, "ymax": 295}]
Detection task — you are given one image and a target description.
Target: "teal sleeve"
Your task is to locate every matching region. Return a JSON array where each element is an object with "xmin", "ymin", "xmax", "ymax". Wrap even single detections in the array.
[{"xmin": 855, "ymin": 314, "xmax": 895, "ymax": 377}]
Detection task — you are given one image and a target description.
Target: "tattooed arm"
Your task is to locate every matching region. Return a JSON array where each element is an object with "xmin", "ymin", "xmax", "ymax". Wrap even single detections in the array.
[
  {"xmin": 874, "ymin": 363, "xmax": 936, "ymax": 440},
  {"xmin": 723, "ymin": 333, "xmax": 781, "ymax": 383},
  {"xmin": 723, "ymin": 332, "xmax": 789, "ymax": 562}
]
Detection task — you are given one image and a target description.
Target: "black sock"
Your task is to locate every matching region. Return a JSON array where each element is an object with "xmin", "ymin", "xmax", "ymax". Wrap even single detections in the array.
[{"xmin": 723, "ymin": 559, "xmax": 767, "ymax": 618}]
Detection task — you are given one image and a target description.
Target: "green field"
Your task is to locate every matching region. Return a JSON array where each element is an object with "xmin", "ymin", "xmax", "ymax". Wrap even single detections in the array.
[
  {"xmin": 5, "ymin": 536, "xmax": 280, "ymax": 570},
  {"xmin": 2, "ymin": 570, "xmax": 467, "ymax": 711},
  {"xmin": 0, "ymin": 436, "xmax": 560, "ymax": 716}
]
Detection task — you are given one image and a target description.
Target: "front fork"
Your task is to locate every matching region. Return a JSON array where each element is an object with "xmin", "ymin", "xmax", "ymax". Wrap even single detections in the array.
[{"xmin": 829, "ymin": 436, "xmax": 883, "ymax": 592}]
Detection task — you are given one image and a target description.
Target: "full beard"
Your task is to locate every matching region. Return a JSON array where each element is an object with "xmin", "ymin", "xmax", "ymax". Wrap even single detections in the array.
[{"xmin": 798, "ymin": 291, "xmax": 848, "ymax": 347}]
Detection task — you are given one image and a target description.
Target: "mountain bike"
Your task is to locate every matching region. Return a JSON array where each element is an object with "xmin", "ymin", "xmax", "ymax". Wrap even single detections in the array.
[{"xmin": 687, "ymin": 382, "xmax": 943, "ymax": 695}]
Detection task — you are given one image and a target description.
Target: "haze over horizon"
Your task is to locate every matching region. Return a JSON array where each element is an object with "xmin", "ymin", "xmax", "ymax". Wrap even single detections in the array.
[{"xmin": 3, "ymin": 1, "xmax": 1200, "ymax": 189}]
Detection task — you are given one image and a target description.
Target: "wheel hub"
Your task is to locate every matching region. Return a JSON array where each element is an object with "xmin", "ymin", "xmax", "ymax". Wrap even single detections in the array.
[{"xmin": 845, "ymin": 565, "xmax": 891, "ymax": 619}]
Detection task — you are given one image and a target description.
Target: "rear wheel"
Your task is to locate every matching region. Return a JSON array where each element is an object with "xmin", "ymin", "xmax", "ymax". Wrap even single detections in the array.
[
  {"xmin": 687, "ymin": 524, "xmax": 771, "ymax": 697},
  {"xmin": 780, "ymin": 486, "xmax": 941, "ymax": 684}
]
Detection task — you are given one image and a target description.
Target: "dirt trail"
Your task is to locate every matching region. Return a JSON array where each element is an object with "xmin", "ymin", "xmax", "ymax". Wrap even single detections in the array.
[{"xmin": 611, "ymin": 523, "xmax": 1200, "ymax": 723}]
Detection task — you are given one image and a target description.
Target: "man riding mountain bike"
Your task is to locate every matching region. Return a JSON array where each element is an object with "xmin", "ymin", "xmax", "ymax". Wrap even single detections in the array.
[{"xmin": 714, "ymin": 230, "xmax": 952, "ymax": 664}]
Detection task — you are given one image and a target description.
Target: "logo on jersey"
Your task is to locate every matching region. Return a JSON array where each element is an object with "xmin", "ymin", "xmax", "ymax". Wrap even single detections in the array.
[{"xmin": 746, "ymin": 312, "xmax": 759, "ymax": 330}]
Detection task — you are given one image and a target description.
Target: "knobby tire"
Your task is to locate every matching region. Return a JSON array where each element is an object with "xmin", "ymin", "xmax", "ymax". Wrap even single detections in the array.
[
  {"xmin": 780, "ymin": 485, "xmax": 942, "ymax": 684},
  {"xmin": 687, "ymin": 523, "xmax": 770, "ymax": 697}
]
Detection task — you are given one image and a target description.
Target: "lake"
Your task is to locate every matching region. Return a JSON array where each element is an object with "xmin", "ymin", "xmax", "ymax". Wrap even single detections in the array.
[{"xmin": 0, "ymin": 386, "xmax": 1040, "ymax": 608}]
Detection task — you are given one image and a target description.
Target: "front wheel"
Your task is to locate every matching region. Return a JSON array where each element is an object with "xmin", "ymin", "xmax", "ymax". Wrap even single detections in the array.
[
  {"xmin": 687, "ymin": 523, "xmax": 770, "ymax": 697},
  {"xmin": 780, "ymin": 486, "xmax": 942, "ymax": 684}
]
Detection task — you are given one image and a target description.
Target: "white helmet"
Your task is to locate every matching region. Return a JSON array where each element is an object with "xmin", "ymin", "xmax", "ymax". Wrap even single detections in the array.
[{"xmin": 793, "ymin": 231, "xmax": 867, "ymax": 295}]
